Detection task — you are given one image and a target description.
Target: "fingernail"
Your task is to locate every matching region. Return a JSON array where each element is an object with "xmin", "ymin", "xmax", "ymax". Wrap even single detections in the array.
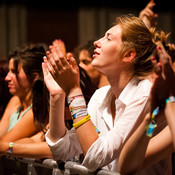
[
  {"xmin": 151, "ymin": 56, "xmax": 156, "ymax": 61},
  {"xmin": 67, "ymin": 52, "xmax": 73, "ymax": 57},
  {"xmin": 157, "ymin": 46, "xmax": 161, "ymax": 50}
]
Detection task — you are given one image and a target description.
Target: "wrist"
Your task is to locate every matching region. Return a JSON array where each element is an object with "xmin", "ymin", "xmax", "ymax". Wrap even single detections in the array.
[
  {"xmin": 50, "ymin": 90, "xmax": 65, "ymax": 97},
  {"xmin": 165, "ymin": 101, "xmax": 175, "ymax": 114},
  {"xmin": 8, "ymin": 142, "xmax": 13, "ymax": 157},
  {"xmin": 67, "ymin": 87, "xmax": 83, "ymax": 98}
]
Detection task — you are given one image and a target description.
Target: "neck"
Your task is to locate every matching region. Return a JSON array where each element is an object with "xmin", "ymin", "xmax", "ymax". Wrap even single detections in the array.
[
  {"xmin": 98, "ymin": 74, "xmax": 109, "ymax": 88},
  {"xmin": 107, "ymin": 70, "xmax": 134, "ymax": 98},
  {"xmin": 19, "ymin": 90, "xmax": 32, "ymax": 110}
]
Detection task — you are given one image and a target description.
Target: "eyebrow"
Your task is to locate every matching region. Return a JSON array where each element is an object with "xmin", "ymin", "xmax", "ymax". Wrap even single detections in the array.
[
  {"xmin": 105, "ymin": 32, "xmax": 111, "ymax": 36},
  {"xmin": 105, "ymin": 32, "xmax": 116, "ymax": 39}
]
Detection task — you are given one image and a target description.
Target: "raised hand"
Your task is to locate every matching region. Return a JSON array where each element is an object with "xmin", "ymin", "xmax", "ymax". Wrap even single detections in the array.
[
  {"xmin": 52, "ymin": 39, "xmax": 67, "ymax": 58},
  {"xmin": 42, "ymin": 56, "xmax": 64, "ymax": 96},
  {"xmin": 47, "ymin": 44, "xmax": 81, "ymax": 96},
  {"xmin": 139, "ymin": 0, "xmax": 158, "ymax": 28},
  {"xmin": 150, "ymin": 42, "xmax": 175, "ymax": 112}
]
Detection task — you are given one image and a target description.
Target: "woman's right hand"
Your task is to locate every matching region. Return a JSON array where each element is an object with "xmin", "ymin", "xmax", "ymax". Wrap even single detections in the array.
[
  {"xmin": 150, "ymin": 43, "xmax": 175, "ymax": 112},
  {"xmin": 42, "ymin": 55, "xmax": 64, "ymax": 96},
  {"xmin": 139, "ymin": 0, "xmax": 158, "ymax": 28}
]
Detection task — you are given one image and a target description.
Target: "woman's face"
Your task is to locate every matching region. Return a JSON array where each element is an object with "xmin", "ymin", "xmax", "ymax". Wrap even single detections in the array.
[
  {"xmin": 5, "ymin": 58, "xmax": 30, "ymax": 96},
  {"xmin": 79, "ymin": 50, "xmax": 101, "ymax": 83},
  {"xmin": 92, "ymin": 24, "xmax": 123, "ymax": 73}
]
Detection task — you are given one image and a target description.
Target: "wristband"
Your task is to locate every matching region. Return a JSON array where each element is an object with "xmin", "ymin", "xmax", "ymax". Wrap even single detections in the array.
[
  {"xmin": 72, "ymin": 109, "xmax": 88, "ymax": 119},
  {"xmin": 165, "ymin": 96, "xmax": 175, "ymax": 104},
  {"xmin": 68, "ymin": 95, "xmax": 87, "ymax": 119},
  {"xmin": 8, "ymin": 142, "xmax": 13, "ymax": 157},
  {"xmin": 67, "ymin": 95, "xmax": 84, "ymax": 105},
  {"xmin": 73, "ymin": 115, "xmax": 90, "ymax": 129}
]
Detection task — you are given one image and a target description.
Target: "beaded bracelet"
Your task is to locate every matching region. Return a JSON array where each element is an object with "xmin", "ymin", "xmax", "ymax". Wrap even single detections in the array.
[
  {"xmin": 73, "ymin": 115, "xmax": 90, "ymax": 129},
  {"xmin": 8, "ymin": 142, "xmax": 13, "ymax": 157},
  {"xmin": 146, "ymin": 107, "xmax": 159, "ymax": 137}
]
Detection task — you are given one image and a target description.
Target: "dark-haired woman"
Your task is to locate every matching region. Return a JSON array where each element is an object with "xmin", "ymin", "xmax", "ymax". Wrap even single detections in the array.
[{"xmin": 0, "ymin": 43, "xmax": 47, "ymax": 142}]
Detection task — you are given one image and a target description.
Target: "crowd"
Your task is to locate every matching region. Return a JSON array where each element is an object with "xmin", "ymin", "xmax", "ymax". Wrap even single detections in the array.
[{"xmin": 0, "ymin": 0, "xmax": 175, "ymax": 174}]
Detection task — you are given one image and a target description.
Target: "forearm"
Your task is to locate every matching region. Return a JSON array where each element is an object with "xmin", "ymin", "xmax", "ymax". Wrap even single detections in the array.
[
  {"xmin": 1, "ymin": 142, "xmax": 52, "ymax": 159},
  {"xmin": 15, "ymin": 137, "xmax": 35, "ymax": 143},
  {"xmin": 118, "ymin": 114, "xmax": 150, "ymax": 174},
  {"xmin": 15, "ymin": 131, "xmax": 45, "ymax": 143},
  {"xmin": 68, "ymin": 87, "xmax": 99, "ymax": 155},
  {"xmin": 165, "ymin": 102, "xmax": 175, "ymax": 149},
  {"xmin": 48, "ymin": 93, "xmax": 66, "ymax": 143}
]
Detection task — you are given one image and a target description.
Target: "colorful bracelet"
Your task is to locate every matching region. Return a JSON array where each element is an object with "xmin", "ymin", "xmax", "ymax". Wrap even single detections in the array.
[
  {"xmin": 67, "ymin": 95, "xmax": 84, "ymax": 105},
  {"xmin": 165, "ymin": 96, "xmax": 175, "ymax": 104},
  {"xmin": 146, "ymin": 96, "xmax": 175, "ymax": 137},
  {"xmin": 94, "ymin": 125, "xmax": 102, "ymax": 135},
  {"xmin": 146, "ymin": 107, "xmax": 159, "ymax": 137},
  {"xmin": 68, "ymin": 95, "xmax": 88, "ymax": 119},
  {"xmin": 72, "ymin": 108, "xmax": 88, "ymax": 119},
  {"xmin": 73, "ymin": 115, "xmax": 90, "ymax": 129},
  {"xmin": 8, "ymin": 142, "xmax": 13, "ymax": 157}
]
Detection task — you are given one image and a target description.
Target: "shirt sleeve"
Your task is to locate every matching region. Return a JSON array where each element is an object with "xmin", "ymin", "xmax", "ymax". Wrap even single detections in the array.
[
  {"xmin": 45, "ymin": 128, "xmax": 83, "ymax": 161},
  {"xmin": 82, "ymin": 96, "xmax": 150, "ymax": 171}
]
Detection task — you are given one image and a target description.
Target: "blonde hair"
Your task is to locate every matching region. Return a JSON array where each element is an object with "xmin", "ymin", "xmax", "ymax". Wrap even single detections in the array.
[{"xmin": 116, "ymin": 15, "xmax": 169, "ymax": 77}]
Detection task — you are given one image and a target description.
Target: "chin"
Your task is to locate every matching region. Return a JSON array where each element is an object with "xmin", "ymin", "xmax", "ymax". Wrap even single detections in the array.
[{"xmin": 9, "ymin": 90, "xmax": 16, "ymax": 96}]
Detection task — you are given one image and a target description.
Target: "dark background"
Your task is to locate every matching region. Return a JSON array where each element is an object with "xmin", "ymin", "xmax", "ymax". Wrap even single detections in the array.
[{"xmin": 0, "ymin": 0, "xmax": 174, "ymax": 56}]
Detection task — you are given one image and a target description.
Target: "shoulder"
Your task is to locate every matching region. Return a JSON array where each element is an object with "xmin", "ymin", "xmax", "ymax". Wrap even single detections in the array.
[
  {"xmin": 2, "ymin": 96, "xmax": 20, "ymax": 117},
  {"xmin": 8, "ymin": 96, "xmax": 20, "ymax": 106}
]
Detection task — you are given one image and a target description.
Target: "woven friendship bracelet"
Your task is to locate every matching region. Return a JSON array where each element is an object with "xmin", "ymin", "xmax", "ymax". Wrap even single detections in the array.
[
  {"xmin": 68, "ymin": 95, "xmax": 88, "ymax": 119},
  {"xmin": 165, "ymin": 96, "xmax": 175, "ymax": 104},
  {"xmin": 67, "ymin": 95, "xmax": 84, "ymax": 105},
  {"xmin": 8, "ymin": 142, "xmax": 13, "ymax": 157}
]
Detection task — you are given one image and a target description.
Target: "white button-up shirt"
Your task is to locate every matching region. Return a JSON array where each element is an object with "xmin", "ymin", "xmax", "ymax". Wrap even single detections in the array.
[{"xmin": 45, "ymin": 76, "xmax": 171, "ymax": 174}]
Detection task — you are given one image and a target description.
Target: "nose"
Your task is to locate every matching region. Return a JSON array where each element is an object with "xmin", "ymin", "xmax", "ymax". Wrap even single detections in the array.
[
  {"xmin": 5, "ymin": 71, "xmax": 11, "ymax": 82},
  {"xmin": 94, "ymin": 39, "xmax": 99, "ymax": 48},
  {"xmin": 79, "ymin": 62, "xmax": 85, "ymax": 69}
]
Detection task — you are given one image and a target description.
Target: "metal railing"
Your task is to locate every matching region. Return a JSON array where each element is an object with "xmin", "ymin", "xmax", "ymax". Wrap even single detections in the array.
[{"xmin": 0, "ymin": 156, "xmax": 120, "ymax": 175}]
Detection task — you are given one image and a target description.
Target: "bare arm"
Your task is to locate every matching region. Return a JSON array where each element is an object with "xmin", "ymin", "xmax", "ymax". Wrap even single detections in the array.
[
  {"xmin": 47, "ymin": 45, "xmax": 99, "ymax": 154},
  {"xmin": 118, "ymin": 114, "xmax": 151, "ymax": 174},
  {"xmin": 118, "ymin": 114, "xmax": 174, "ymax": 174},
  {"xmin": 165, "ymin": 101, "xmax": 175, "ymax": 149},
  {"xmin": 42, "ymin": 55, "xmax": 66, "ymax": 143},
  {"xmin": 1, "ymin": 108, "xmax": 37, "ymax": 142},
  {"xmin": 15, "ymin": 131, "xmax": 45, "ymax": 143},
  {"xmin": 0, "ymin": 141, "xmax": 52, "ymax": 159},
  {"xmin": 0, "ymin": 96, "xmax": 20, "ymax": 137}
]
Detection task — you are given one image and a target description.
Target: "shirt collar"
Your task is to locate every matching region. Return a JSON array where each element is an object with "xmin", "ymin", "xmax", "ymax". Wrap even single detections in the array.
[{"xmin": 118, "ymin": 76, "xmax": 140, "ymax": 106}]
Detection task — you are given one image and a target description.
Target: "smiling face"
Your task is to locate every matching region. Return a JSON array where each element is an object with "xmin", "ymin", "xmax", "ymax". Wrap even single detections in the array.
[
  {"xmin": 5, "ymin": 58, "xmax": 30, "ymax": 97},
  {"xmin": 92, "ymin": 24, "xmax": 123, "ymax": 74}
]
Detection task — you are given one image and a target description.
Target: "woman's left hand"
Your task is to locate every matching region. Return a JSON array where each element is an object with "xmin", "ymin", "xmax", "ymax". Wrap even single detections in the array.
[{"xmin": 47, "ymin": 45, "xmax": 81, "ymax": 96}]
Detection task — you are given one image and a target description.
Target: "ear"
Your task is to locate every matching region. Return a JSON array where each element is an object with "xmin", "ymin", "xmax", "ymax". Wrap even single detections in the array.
[{"xmin": 122, "ymin": 49, "xmax": 136, "ymax": 62}]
